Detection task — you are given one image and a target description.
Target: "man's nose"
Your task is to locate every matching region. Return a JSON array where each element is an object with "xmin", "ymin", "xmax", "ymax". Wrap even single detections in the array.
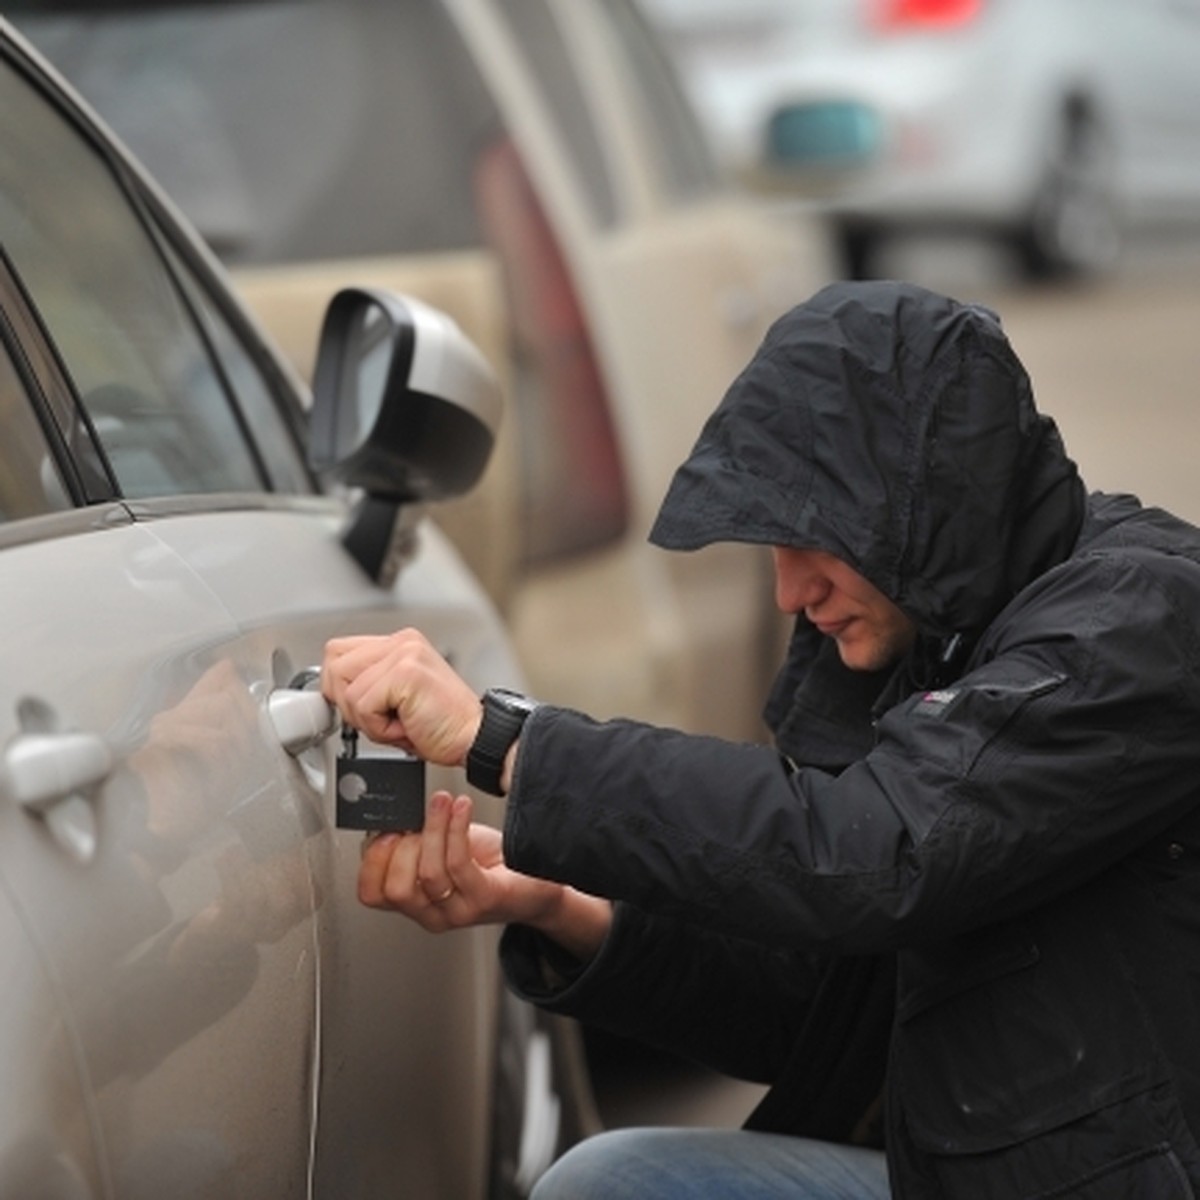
[{"xmin": 773, "ymin": 549, "xmax": 830, "ymax": 613}]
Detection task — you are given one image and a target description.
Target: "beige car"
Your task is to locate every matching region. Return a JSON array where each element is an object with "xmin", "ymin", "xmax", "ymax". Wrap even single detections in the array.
[{"xmin": 18, "ymin": 0, "xmax": 831, "ymax": 743}]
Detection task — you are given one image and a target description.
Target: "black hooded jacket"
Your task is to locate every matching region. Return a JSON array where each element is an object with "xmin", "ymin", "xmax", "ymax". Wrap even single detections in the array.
[{"xmin": 498, "ymin": 282, "xmax": 1200, "ymax": 1198}]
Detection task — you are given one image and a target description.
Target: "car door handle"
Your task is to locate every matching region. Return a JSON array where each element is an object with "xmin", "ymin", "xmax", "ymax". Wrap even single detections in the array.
[
  {"xmin": 4, "ymin": 730, "xmax": 114, "ymax": 815},
  {"xmin": 2, "ymin": 729, "xmax": 113, "ymax": 863},
  {"xmin": 268, "ymin": 687, "xmax": 338, "ymax": 756}
]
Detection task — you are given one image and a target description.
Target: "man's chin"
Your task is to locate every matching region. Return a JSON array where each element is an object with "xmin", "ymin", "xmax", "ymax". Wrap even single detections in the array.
[
  {"xmin": 836, "ymin": 639, "xmax": 889, "ymax": 673},
  {"xmin": 835, "ymin": 642, "xmax": 866, "ymax": 671}
]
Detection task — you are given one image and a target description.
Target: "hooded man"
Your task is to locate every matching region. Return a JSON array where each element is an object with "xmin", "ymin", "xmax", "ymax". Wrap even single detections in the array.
[{"xmin": 322, "ymin": 281, "xmax": 1200, "ymax": 1199}]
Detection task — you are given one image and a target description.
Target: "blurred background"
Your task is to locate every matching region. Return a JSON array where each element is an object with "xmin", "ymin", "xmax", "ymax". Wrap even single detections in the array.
[
  {"xmin": 643, "ymin": 0, "xmax": 1200, "ymax": 281},
  {"xmin": 11, "ymin": 0, "xmax": 1200, "ymax": 1132},
  {"xmin": 636, "ymin": 0, "xmax": 1200, "ymax": 547}
]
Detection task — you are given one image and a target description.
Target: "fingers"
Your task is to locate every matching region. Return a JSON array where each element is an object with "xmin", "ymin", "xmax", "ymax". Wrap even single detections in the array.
[
  {"xmin": 415, "ymin": 791, "xmax": 455, "ymax": 905},
  {"xmin": 322, "ymin": 632, "xmax": 421, "ymax": 744},
  {"xmin": 358, "ymin": 830, "xmax": 421, "ymax": 910},
  {"xmin": 422, "ymin": 795, "xmax": 477, "ymax": 912},
  {"xmin": 321, "ymin": 629, "xmax": 481, "ymax": 765},
  {"xmin": 443, "ymin": 794, "xmax": 477, "ymax": 878},
  {"xmin": 357, "ymin": 792, "xmax": 482, "ymax": 931}
]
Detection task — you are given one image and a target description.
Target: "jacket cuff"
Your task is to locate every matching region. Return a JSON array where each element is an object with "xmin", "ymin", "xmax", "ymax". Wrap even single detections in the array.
[{"xmin": 499, "ymin": 902, "xmax": 635, "ymax": 1009}]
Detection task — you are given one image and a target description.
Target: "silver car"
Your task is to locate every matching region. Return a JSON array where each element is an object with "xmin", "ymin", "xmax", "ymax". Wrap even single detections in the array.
[{"xmin": 0, "ymin": 24, "xmax": 586, "ymax": 1199}]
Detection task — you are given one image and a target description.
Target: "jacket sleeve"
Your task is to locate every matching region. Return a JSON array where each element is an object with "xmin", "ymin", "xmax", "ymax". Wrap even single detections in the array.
[
  {"xmin": 499, "ymin": 901, "xmax": 824, "ymax": 1082},
  {"xmin": 504, "ymin": 552, "xmax": 1200, "ymax": 953}
]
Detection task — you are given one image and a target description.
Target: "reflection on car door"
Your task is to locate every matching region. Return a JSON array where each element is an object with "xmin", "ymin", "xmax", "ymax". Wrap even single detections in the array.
[
  {"xmin": 0, "ymin": 509, "xmax": 321, "ymax": 1198},
  {"xmin": 145, "ymin": 505, "xmax": 516, "ymax": 1199}
]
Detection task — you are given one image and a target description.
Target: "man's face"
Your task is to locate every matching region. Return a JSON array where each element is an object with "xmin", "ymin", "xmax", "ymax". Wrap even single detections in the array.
[{"xmin": 773, "ymin": 547, "xmax": 917, "ymax": 671}]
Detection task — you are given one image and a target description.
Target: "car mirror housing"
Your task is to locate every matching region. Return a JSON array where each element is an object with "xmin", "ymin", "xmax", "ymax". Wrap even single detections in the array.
[
  {"xmin": 309, "ymin": 288, "xmax": 502, "ymax": 582},
  {"xmin": 310, "ymin": 287, "xmax": 501, "ymax": 501}
]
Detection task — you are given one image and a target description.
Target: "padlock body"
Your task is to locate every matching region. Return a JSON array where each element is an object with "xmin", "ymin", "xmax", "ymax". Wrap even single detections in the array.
[{"xmin": 335, "ymin": 756, "xmax": 426, "ymax": 831}]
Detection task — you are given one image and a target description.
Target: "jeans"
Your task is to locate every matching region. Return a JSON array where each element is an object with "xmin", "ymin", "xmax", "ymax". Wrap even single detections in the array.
[{"xmin": 530, "ymin": 1128, "xmax": 892, "ymax": 1199}]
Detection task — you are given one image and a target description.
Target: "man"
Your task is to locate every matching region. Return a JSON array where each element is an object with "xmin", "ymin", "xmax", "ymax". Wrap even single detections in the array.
[{"xmin": 322, "ymin": 281, "xmax": 1200, "ymax": 1198}]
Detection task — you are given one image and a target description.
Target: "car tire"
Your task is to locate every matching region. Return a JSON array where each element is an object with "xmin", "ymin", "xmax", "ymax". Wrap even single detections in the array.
[
  {"xmin": 1013, "ymin": 109, "xmax": 1121, "ymax": 281},
  {"xmin": 489, "ymin": 991, "xmax": 600, "ymax": 1199},
  {"xmin": 838, "ymin": 223, "xmax": 886, "ymax": 280}
]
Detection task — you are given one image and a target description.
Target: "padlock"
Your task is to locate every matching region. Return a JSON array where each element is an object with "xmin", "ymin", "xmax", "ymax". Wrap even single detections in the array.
[{"xmin": 335, "ymin": 726, "xmax": 426, "ymax": 832}]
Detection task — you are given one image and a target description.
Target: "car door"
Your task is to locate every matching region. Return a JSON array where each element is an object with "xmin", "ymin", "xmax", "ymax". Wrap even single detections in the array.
[
  {"xmin": 0, "ymin": 516, "xmax": 311, "ymax": 1200},
  {"xmin": 0, "ymin": 39, "xmax": 323, "ymax": 1198},
  {"xmin": 137, "ymin": 507, "xmax": 524, "ymax": 1200},
  {"xmin": 0, "ymin": 28, "xmax": 555, "ymax": 1198}
]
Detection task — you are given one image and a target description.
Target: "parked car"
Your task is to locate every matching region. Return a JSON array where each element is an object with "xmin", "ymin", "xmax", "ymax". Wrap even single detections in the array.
[
  {"xmin": 12, "ymin": 0, "xmax": 832, "ymax": 744},
  {"xmin": 0, "ymin": 21, "xmax": 590, "ymax": 1199},
  {"xmin": 642, "ymin": 0, "xmax": 1200, "ymax": 280}
]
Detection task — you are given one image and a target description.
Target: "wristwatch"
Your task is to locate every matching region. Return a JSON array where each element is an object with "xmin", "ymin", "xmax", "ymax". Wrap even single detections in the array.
[{"xmin": 465, "ymin": 687, "xmax": 539, "ymax": 796}]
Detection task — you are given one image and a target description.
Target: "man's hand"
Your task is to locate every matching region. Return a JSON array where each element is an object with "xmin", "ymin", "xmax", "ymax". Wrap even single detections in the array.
[
  {"xmin": 321, "ymin": 628, "xmax": 481, "ymax": 765},
  {"xmin": 359, "ymin": 790, "xmax": 613, "ymax": 962}
]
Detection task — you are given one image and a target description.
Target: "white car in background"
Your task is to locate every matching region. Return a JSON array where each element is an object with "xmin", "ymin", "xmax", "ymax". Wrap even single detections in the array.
[
  {"xmin": 644, "ymin": 0, "xmax": 1200, "ymax": 280},
  {"xmin": 15, "ymin": 0, "xmax": 831, "ymax": 746}
]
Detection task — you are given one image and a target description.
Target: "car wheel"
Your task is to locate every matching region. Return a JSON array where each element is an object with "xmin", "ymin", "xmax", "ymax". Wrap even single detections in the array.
[
  {"xmin": 1013, "ymin": 110, "xmax": 1121, "ymax": 281},
  {"xmin": 489, "ymin": 991, "xmax": 600, "ymax": 1198},
  {"xmin": 838, "ymin": 223, "xmax": 886, "ymax": 280}
]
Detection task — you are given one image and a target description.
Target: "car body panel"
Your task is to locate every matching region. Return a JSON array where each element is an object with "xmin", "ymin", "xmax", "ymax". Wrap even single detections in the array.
[
  {"xmin": 0, "ymin": 513, "xmax": 318, "ymax": 1197},
  {"xmin": 140, "ymin": 503, "xmax": 515, "ymax": 1198},
  {"xmin": 0, "ymin": 21, "xmax": 554, "ymax": 1197},
  {"xmin": 0, "ymin": 504, "xmax": 514, "ymax": 1197}
]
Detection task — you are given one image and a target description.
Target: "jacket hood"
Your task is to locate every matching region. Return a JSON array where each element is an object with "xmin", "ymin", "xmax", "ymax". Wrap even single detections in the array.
[{"xmin": 650, "ymin": 281, "xmax": 1086, "ymax": 638}]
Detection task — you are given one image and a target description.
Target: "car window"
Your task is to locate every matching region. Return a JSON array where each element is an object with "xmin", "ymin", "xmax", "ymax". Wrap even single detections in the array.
[
  {"xmin": 492, "ymin": 0, "xmax": 621, "ymax": 230},
  {"xmin": 0, "ymin": 60, "xmax": 257, "ymax": 498},
  {"xmin": 0, "ymin": 52, "xmax": 305, "ymax": 499},
  {"xmin": 165, "ymin": 239, "xmax": 311, "ymax": 492},
  {"xmin": 13, "ymin": 0, "xmax": 506, "ymax": 264},
  {"xmin": 0, "ymin": 335, "xmax": 72, "ymax": 521},
  {"xmin": 597, "ymin": 0, "xmax": 722, "ymax": 204}
]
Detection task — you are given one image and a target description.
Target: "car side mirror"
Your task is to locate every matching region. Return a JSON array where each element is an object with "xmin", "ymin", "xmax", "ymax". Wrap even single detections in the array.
[{"xmin": 308, "ymin": 288, "xmax": 502, "ymax": 582}]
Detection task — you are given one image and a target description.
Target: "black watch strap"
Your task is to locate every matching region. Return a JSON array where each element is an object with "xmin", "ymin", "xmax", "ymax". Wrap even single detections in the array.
[{"xmin": 466, "ymin": 687, "xmax": 538, "ymax": 796}]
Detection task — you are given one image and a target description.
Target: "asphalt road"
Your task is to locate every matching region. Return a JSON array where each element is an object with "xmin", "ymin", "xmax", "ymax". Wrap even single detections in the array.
[{"xmin": 593, "ymin": 228, "xmax": 1200, "ymax": 1133}]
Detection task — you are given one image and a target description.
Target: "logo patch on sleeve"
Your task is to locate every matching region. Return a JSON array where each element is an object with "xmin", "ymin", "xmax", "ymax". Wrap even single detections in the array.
[{"xmin": 915, "ymin": 688, "xmax": 959, "ymax": 716}]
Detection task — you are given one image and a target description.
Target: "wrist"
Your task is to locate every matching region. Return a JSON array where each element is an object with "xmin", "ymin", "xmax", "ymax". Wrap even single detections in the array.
[
  {"xmin": 458, "ymin": 708, "xmax": 483, "ymax": 769},
  {"xmin": 499, "ymin": 741, "xmax": 520, "ymax": 795},
  {"xmin": 465, "ymin": 687, "xmax": 539, "ymax": 796},
  {"xmin": 530, "ymin": 886, "xmax": 612, "ymax": 966}
]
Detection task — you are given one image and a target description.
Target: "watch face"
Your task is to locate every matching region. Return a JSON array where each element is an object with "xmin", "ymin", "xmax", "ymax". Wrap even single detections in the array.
[{"xmin": 489, "ymin": 687, "xmax": 538, "ymax": 716}]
